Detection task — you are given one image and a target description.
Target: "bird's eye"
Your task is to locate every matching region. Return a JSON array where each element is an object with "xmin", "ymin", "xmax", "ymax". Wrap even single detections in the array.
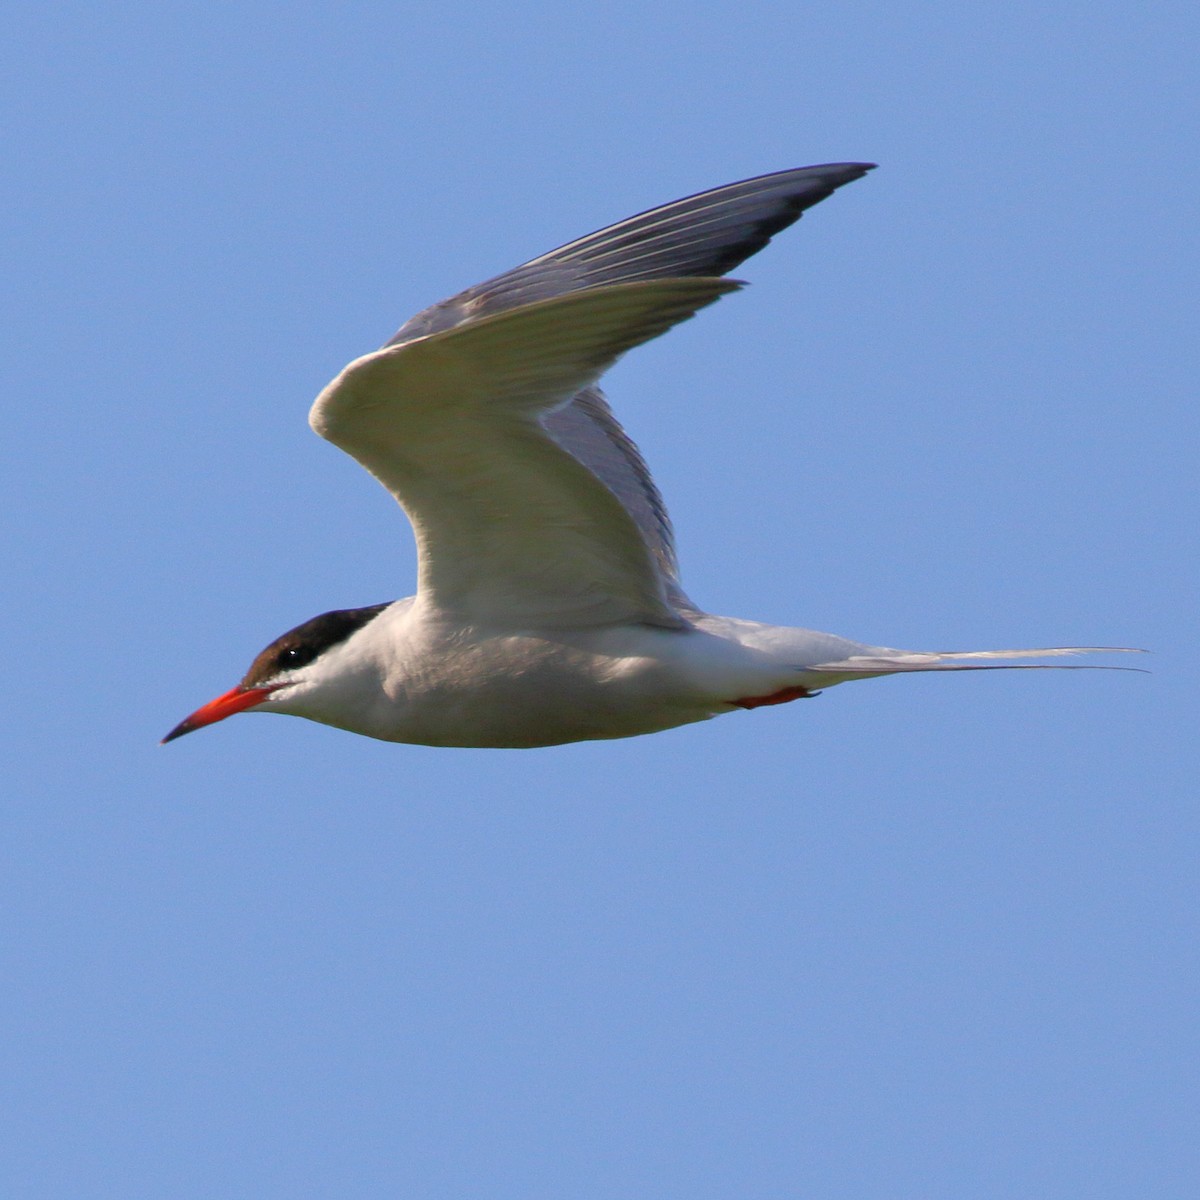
[{"xmin": 278, "ymin": 645, "xmax": 315, "ymax": 670}]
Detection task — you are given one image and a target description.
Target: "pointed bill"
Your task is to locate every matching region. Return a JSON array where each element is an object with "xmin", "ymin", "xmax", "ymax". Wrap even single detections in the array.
[{"xmin": 161, "ymin": 684, "xmax": 281, "ymax": 744}]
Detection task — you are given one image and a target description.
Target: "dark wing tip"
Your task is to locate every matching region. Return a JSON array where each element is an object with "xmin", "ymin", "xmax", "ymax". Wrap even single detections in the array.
[
  {"xmin": 682, "ymin": 162, "xmax": 877, "ymax": 276},
  {"xmin": 538, "ymin": 161, "xmax": 880, "ymax": 280},
  {"xmin": 385, "ymin": 162, "xmax": 878, "ymax": 346}
]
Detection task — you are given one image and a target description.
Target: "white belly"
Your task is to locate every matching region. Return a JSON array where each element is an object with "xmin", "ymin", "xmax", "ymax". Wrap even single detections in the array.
[{"xmin": 372, "ymin": 628, "xmax": 724, "ymax": 747}]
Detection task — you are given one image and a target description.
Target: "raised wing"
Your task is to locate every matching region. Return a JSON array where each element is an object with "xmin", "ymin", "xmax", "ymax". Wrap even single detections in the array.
[
  {"xmin": 363, "ymin": 164, "xmax": 875, "ymax": 619},
  {"xmin": 311, "ymin": 279, "xmax": 739, "ymax": 628},
  {"xmin": 314, "ymin": 168, "xmax": 878, "ymax": 628}
]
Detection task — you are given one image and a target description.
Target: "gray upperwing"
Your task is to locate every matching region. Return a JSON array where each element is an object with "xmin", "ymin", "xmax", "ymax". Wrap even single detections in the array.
[
  {"xmin": 384, "ymin": 163, "xmax": 874, "ymax": 345},
  {"xmin": 540, "ymin": 386, "xmax": 692, "ymax": 607}
]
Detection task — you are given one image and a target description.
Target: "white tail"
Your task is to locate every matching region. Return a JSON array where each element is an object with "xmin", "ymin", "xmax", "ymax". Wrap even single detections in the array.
[{"xmin": 805, "ymin": 647, "xmax": 1146, "ymax": 677}]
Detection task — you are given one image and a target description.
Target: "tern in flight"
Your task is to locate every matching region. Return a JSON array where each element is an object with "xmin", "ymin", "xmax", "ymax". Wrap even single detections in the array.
[{"xmin": 164, "ymin": 164, "xmax": 1130, "ymax": 748}]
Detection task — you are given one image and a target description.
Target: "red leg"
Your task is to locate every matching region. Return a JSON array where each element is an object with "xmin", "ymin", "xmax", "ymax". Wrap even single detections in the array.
[{"xmin": 731, "ymin": 685, "xmax": 817, "ymax": 710}]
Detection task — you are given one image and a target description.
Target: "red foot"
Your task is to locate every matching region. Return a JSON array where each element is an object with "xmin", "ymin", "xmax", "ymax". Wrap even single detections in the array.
[{"xmin": 731, "ymin": 685, "xmax": 816, "ymax": 710}]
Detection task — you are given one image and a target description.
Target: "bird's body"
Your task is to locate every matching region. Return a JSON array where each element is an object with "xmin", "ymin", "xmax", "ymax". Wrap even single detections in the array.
[
  {"xmin": 165, "ymin": 164, "xmax": 1131, "ymax": 748},
  {"xmin": 252, "ymin": 601, "xmax": 878, "ymax": 748}
]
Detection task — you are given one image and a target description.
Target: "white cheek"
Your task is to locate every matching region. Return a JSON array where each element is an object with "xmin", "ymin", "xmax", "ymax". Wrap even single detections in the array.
[{"xmin": 257, "ymin": 675, "xmax": 315, "ymax": 714}]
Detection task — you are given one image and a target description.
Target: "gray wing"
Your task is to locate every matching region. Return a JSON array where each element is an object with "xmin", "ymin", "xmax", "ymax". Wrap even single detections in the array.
[
  {"xmin": 540, "ymin": 385, "xmax": 688, "ymax": 604},
  {"xmin": 385, "ymin": 164, "xmax": 874, "ymax": 345},
  {"xmin": 377, "ymin": 164, "xmax": 874, "ymax": 611}
]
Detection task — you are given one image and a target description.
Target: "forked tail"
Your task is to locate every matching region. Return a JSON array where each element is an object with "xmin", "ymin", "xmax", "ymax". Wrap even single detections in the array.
[{"xmin": 804, "ymin": 646, "xmax": 1146, "ymax": 681}]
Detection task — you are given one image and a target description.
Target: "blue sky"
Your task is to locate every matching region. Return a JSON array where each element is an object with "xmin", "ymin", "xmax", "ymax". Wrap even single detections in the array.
[{"xmin": 4, "ymin": 2, "xmax": 1196, "ymax": 1197}]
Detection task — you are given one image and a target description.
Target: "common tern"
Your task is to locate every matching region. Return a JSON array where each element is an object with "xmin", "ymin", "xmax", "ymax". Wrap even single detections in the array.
[{"xmin": 164, "ymin": 163, "xmax": 1131, "ymax": 748}]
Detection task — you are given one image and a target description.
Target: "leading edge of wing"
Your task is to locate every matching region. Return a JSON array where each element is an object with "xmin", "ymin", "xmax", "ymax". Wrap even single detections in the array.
[{"xmin": 310, "ymin": 278, "xmax": 741, "ymax": 627}]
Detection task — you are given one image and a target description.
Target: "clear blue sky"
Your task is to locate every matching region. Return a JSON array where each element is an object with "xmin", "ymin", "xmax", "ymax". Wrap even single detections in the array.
[{"xmin": 4, "ymin": 3, "xmax": 1196, "ymax": 1197}]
